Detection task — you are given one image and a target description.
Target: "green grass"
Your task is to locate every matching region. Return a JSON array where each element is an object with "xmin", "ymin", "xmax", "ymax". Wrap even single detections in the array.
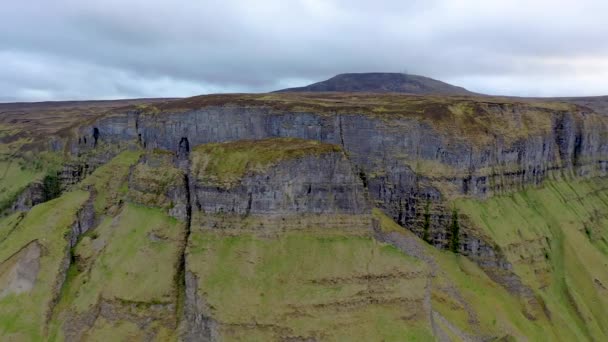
[
  {"xmin": 191, "ymin": 138, "xmax": 341, "ymax": 188},
  {"xmin": 374, "ymin": 209, "xmax": 572, "ymax": 340},
  {"xmin": 74, "ymin": 204, "xmax": 183, "ymax": 310},
  {"xmin": 0, "ymin": 159, "xmax": 44, "ymax": 212},
  {"xmin": 79, "ymin": 150, "xmax": 141, "ymax": 215},
  {"xmin": 48, "ymin": 203, "xmax": 185, "ymax": 340},
  {"xmin": 187, "ymin": 228, "xmax": 433, "ymax": 341},
  {"xmin": 0, "ymin": 190, "xmax": 89, "ymax": 341},
  {"xmin": 127, "ymin": 151, "xmax": 183, "ymax": 209},
  {"xmin": 0, "ymin": 150, "xmax": 66, "ymax": 215},
  {"xmin": 454, "ymin": 178, "xmax": 608, "ymax": 341},
  {"xmin": 45, "ymin": 150, "xmax": 184, "ymax": 340},
  {"xmin": 80, "ymin": 316, "xmax": 175, "ymax": 341}
]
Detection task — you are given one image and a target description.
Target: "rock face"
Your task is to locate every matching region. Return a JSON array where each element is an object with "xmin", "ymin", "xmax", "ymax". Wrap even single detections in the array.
[
  {"xmin": 0, "ymin": 241, "xmax": 41, "ymax": 299},
  {"xmin": 68, "ymin": 193, "xmax": 96, "ymax": 247},
  {"xmin": 71, "ymin": 98, "xmax": 608, "ymax": 251},
  {"xmin": 275, "ymin": 72, "xmax": 477, "ymax": 95},
  {"xmin": 182, "ymin": 272, "xmax": 219, "ymax": 342},
  {"xmin": 190, "ymin": 142, "xmax": 369, "ymax": 218},
  {"xmin": 9, "ymin": 182, "xmax": 45, "ymax": 213}
]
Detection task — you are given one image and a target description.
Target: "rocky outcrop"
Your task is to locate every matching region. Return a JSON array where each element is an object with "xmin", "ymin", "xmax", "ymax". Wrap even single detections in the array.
[
  {"xmin": 0, "ymin": 241, "xmax": 41, "ymax": 299},
  {"xmin": 191, "ymin": 150, "xmax": 369, "ymax": 218},
  {"xmin": 68, "ymin": 193, "xmax": 96, "ymax": 247},
  {"xmin": 9, "ymin": 182, "xmax": 46, "ymax": 213},
  {"xmin": 47, "ymin": 191, "xmax": 97, "ymax": 328},
  {"xmin": 127, "ymin": 151, "xmax": 189, "ymax": 221},
  {"xmin": 182, "ymin": 272, "xmax": 219, "ymax": 342},
  {"xmin": 58, "ymin": 163, "xmax": 92, "ymax": 190}
]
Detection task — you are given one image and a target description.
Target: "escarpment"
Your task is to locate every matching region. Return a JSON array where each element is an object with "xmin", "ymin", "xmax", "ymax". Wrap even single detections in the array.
[
  {"xmin": 2, "ymin": 93, "xmax": 608, "ymax": 340},
  {"xmin": 66, "ymin": 95, "xmax": 608, "ymax": 247}
]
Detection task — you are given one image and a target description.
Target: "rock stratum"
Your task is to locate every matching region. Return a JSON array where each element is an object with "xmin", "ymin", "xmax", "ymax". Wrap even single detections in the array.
[{"xmin": 1, "ymin": 91, "xmax": 608, "ymax": 341}]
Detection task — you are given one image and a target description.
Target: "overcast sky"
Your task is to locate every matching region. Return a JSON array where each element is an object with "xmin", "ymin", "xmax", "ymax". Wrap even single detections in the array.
[{"xmin": 1, "ymin": 0, "xmax": 607, "ymax": 102}]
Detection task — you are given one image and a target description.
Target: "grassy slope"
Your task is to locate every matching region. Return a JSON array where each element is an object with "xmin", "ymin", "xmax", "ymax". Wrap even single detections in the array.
[
  {"xmin": 47, "ymin": 150, "xmax": 185, "ymax": 341},
  {"xmin": 0, "ymin": 159, "xmax": 42, "ymax": 211},
  {"xmin": 127, "ymin": 150, "xmax": 183, "ymax": 209},
  {"xmin": 0, "ymin": 190, "xmax": 89, "ymax": 341},
  {"xmin": 191, "ymin": 138, "xmax": 341, "ymax": 187},
  {"xmin": 187, "ymin": 228, "xmax": 434, "ymax": 341},
  {"xmin": 77, "ymin": 150, "xmax": 141, "ymax": 215},
  {"xmin": 455, "ymin": 178, "xmax": 608, "ymax": 341},
  {"xmin": 58, "ymin": 204, "xmax": 183, "ymax": 312},
  {"xmin": 0, "ymin": 149, "xmax": 63, "ymax": 213},
  {"xmin": 374, "ymin": 208, "xmax": 595, "ymax": 341}
]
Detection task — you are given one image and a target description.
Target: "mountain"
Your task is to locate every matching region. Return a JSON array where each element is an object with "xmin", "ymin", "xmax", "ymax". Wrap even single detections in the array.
[
  {"xmin": 275, "ymin": 72, "xmax": 478, "ymax": 95},
  {"xmin": 1, "ymin": 92, "xmax": 608, "ymax": 340}
]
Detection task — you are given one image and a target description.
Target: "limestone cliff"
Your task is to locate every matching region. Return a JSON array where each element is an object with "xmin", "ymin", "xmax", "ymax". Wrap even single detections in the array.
[
  {"xmin": 65, "ymin": 94, "xmax": 608, "ymax": 271},
  {"xmin": 1, "ymin": 93, "xmax": 608, "ymax": 341}
]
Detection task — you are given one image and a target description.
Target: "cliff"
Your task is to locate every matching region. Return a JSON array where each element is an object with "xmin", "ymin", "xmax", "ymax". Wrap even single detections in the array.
[
  {"xmin": 1, "ymin": 92, "xmax": 608, "ymax": 340},
  {"xmin": 65, "ymin": 94, "xmax": 608, "ymax": 267}
]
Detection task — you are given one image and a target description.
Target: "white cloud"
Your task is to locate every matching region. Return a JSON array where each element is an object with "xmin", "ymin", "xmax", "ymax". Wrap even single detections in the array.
[{"xmin": 0, "ymin": 0, "xmax": 607, "ymax": 101}]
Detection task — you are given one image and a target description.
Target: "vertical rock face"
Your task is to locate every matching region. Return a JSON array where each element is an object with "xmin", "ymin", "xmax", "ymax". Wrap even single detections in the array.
[
  {"xmin": 68, "ymin": 193, "xmax": 96, "ymax": 247},
  {"xmin": 76, "ymin": 105, "xmax": 608, "ymax": 196},
  {"xmin": 188, "ymin": 138, "xmax": 372, "ymax": 231},
  {"xmin": 66, "ymin": 97, "xmax": 608, "ymax": 296},
  {"xmin": 191, "ymin": 150, "xmax": 369, "ymax": 218},
  {"xmin": 9, "ymin": 182, "xmax": 46, "ymax": 213},
  {"xmin": 73, "ymin": 104, "xmax": 608, "ymax": 234}
]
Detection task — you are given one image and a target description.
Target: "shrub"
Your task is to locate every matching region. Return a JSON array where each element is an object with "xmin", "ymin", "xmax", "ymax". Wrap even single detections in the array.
[{"xmin": 42, "ymin": 172, "xmax": 62, "ymax": 201}]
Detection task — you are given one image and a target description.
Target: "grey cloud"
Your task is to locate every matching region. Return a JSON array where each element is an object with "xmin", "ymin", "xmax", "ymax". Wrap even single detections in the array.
[{"xmin": 0, "ymin": 0, "xmax": 607, "ymax": 101}]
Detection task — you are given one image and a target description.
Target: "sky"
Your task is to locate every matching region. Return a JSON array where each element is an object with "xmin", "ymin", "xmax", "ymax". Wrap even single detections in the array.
[{"xmin": 1, "ymin": 0, "xmax": 607, "ymax": 102}]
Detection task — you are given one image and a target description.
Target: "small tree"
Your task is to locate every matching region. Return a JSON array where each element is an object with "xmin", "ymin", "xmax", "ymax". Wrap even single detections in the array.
[{"xmin": 42, "ymin": 172, "xmax": 61, "ymax": 201}]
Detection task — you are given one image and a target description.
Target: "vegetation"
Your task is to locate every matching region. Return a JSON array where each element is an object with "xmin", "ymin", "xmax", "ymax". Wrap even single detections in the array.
[
  {"xmin": 127, "ymin": 151, "xmax": 183, "ymax": 210},
  {"xmin": 455, "ymin": 178, "xmax": 608, "ymax": 341},
  {"xmin": 78, "ymin": 150, "xmax": 141, "ymax": 214},
  {"xmin": 0, "ymin": 160, "xmax": 43, "ymax": 213},
  {"xmin": 2, "ymin": 94, "xmax": 608, "ymax": 340},
  {"xmin": 374, "ymin": 209, "xmax": 590, "ymax": 340},
  {"xmin": 42, "ymin": 171, "xmax": 62, "ymax": 201},
  {"xmin": 52, "ymin": 203, "xmax": 184, "ymax": 312},
  {"xmin": 0, "ymin": 190, "xmax": 89, "ymax": 341},
  {"xmin": 187, "ymin": 228, "xmax": 433, "ymax": 341},
  {"xmin": 135, "ymin": 103, "xmax": 161, "ymax": 115},
  {"xmin": 0, "ymin": 150, "xmax": 64, "ymax": 214},
  {"xmin": 47, "ymin": 151, "xmax": 184, "ymax": 340},
  {"xmin": 191, "ymin": 138, "xmax": 341, "ymax": 187}
]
